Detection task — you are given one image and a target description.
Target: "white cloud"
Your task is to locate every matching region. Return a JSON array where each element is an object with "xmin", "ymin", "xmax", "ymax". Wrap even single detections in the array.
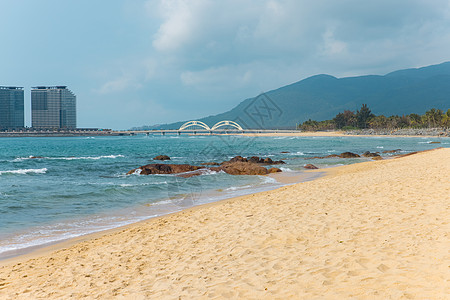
[
  {"xmin": 151, "ymin": 0, "xmax": 208, "ymax": 52},
  {"xmin": 97, "ymin": 76, "xmax": 142, "ymax": 94}
]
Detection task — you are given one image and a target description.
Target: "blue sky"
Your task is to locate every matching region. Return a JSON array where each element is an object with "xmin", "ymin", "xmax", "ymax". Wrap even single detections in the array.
[{"xmin": 1, "ymin": 0, "xmax": 450, "ymax": 129}]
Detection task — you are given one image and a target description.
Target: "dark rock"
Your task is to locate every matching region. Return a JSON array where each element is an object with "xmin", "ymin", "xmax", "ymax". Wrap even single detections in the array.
[
  {"xmin": 268, "ymin": 167, "xmax": 282, "ymax": 173},
  {"xmin": 200, "ymin": 162, "xmax": 220, "ymax": 166},
  {"xmin": 153, "ymin": 155, "xmax": 171, "ymax": 161},
  {"xmin": 372, "ymin": 156, "xmax": 383, "ymax": 160},
  {"xmin": 362, "ymin": 151, "xmax": 381, "ymax": 158},
  {"xmin": 281, "ymin": 151, "xmax": 290, "ymax": 153},
  {"xmin": 263, "ymin": 157, "xmax": 273, "ymax": 164},
  {"xmin": 429, "ymin": 141, "xmax": 441, "ymax": 144},
  {"xmin": 128, "ymin": 164, "xmax": 203, "ymax": 175},
  {"xmin": 339, "ymin": 152, "xmax": 360, "ymax": 158},
  {"xmin": 305, "ymin": 154, "xmax": 340, "ymax": 159},
  {"xmin": 213, "ymin": 161, "xmax": 269, "ymax": 175},
  {"xmin": 248, "ymin": 156, "xmax": 263, "ymax": 164},
  {"xmin": 30, "ymin": 156, "xmax": 44, "ymax": 159},
  {"xmin": 382, "ymin": 149, "xmax": 401, "ymax": 154},
  {"xmin": 304, "ymin": 164, "xmax": 319, "ymax": 169},
  {"xmin": 226, "ymin": 156, "xmax": 248, "ymax": 163},
  {"xmin": 223, "ymin": 156, "xmax": 285, "ymax": 165}
]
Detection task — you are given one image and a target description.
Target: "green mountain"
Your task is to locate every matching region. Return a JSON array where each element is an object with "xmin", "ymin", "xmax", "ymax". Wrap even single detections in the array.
[{"xmin": 141, "ymin": 62, "xmax": 450, "ymax": 130}]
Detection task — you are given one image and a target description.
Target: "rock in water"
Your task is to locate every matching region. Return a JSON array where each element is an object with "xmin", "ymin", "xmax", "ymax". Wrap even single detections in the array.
[
  {"xmin": 382, "ymin": 149, "xmax": 401, "ymax": 154},
  {"xmin": 213, "ymin": 162, "xmax": 269, "ymax": 175},
  {"xmin": 128, "ymin": 164, "xmax": 203, "ymax": 175},
  {"xmin": 268, "ymin": 167, "xmax": 282, "ymax": 173},
  {"xmin": 153, "ymin": 155, "xmax": 171, "ymax": 161},
  {"xmin": 362, "ymin": 151, "xmax": 381, "ymax": 158},
  {"xmin": 339, "ymin": 152, "xmax": 360, "ymax": 158},
  {"xmin": 304, "ymin": 164, "xmax": 319, "ymax": 169}
]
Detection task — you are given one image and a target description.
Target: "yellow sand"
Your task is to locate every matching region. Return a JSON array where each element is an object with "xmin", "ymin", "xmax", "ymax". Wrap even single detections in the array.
[
  {"xmin": 0, "ymin": 148, "xmax": 449, "ymax": 299},
  {"xmin": 241, "ymin": 131, "xmax": 446, "ymax": 138},
  {"xmin": 242, "ymin": 131, "xmax": 346, "ymax": 137}
]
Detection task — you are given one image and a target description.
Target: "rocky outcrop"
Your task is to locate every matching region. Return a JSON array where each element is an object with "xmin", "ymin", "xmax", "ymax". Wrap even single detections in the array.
[
  {"xmin": 382, "ymin": 149, "xmax": 401, "ymax": 154},
  {"xmin": 200, "ymin": 162, "xmax": 220, "ymax": 166},
  {"xmin": 362, "ymin": 151, "xmax": 381, "ymax": 158},
  {"xmin": 128, "ymin": 156, "xmax": 285, "ymax": 177},
  {"xmin": 268, "ymin": 167, "xmax": 282, "ymax": 173},
  {"xmin": 339, "ymin": 152, "xmax": 360, "ymax": 158},
  {"xmin": 127, "ymin": 164, "xmax": 203, "ymax": 175},
  {"xmin": 213, "ymin": 162, "xmax": 269, "ymax": 175},
  {"xmin": 304, "ymin": 164, "xmax": 319, "ymax": 169},
  {"xmin": 153, "ymin": 155, "xmax": 171, "ymax": 161},
  {"xmin": 345, "ymin": 128, "xmax": 450, "ymax": 137},
  {"xmin": 222, "ymin": 156, "xmax": 285, "ymax": 165}
]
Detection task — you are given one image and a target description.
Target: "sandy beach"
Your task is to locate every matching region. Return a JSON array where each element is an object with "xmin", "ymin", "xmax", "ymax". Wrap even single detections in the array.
[
  {"xmin": 241, "ymin": 131, "xmax": 448, "ymax": 138},
  {"xmin": 0, "ymin": 148, "xmax": 449, "ymax": 299}
]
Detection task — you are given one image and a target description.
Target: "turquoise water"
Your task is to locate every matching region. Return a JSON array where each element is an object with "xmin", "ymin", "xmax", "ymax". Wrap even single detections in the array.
[{"xmin": 0, "ymin": 135, "xmax": 448, "ymax": 258}]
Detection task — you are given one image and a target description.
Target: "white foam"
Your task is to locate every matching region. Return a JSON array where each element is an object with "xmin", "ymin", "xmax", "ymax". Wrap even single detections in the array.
[
  {"xmin": 0, "ymin": 168, "xmax": 48, "ymax": 175},
  {"xmin": 280, "ymin": 167, "xmax": 294, "ymax": 172},
  {"xmin": 225, "ymin": 185, "xmax": 253, "ymax": 191},
  {"xmin": 13, "ymin": 154, "xmax": 124, "ymax": 161}
]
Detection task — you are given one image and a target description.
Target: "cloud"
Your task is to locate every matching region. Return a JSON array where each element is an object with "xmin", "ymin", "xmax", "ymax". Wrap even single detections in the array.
[
  {"xmin": 86, "ymin": 0, "xmax": 450, "ymax": 127},
  {"xmin": 96, "ymin": 76, "xmax": 142, "ymax": 94}
]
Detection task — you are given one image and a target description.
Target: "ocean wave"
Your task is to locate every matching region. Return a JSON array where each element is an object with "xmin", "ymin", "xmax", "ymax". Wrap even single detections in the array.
[
  {"xmin": 0, "ymin": 168, "xmax": 48, "ymax": 175},
  {"xmin": 279, "ymin": 167, "xmax": 294, "ymax": 172},
  {"xmin": 119, "ymin": 181, "xmax": 167, "ymax": 187},
  {"xmin": 225, "ymin": 184, "xmax": 253, "ymax": 191},
  {"xmin": 13, "ymin": 154, "xmax": 124, "ymax": 162}
]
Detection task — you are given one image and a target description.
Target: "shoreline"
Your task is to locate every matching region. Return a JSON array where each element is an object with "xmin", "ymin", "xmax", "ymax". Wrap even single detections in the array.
[
  {"xmin": 0, "ymin": 169, "xmax": 323, "ymax": 265},
  {"xmin": 0, "ymin": 148, "xmax": 448, "ymax": 298},
  {"xmin": 241, "ymin": 131, "xmax": 450, "ymax": 138}
]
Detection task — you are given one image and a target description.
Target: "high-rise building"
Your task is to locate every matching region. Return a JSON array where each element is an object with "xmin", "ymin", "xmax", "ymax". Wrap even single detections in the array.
[
  {"xmin": 0, "ymin": 86, "xmax": 24, "ymax": 130},
  {"xmin": 31, "ymin": 86, "xmax": 76, "ymax": 129}
]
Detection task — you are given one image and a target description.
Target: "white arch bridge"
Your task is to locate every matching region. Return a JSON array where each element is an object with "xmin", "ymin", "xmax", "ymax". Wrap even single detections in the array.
[
  {"xmin": 179, "ymin": 120, "xmax": 243, "ymax": 131},
  {"xmin": 118, "ymin": 120, "xmax": 299, "ymax": 135}
]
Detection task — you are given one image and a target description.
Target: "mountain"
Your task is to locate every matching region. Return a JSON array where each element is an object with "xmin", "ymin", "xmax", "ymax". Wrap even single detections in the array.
[{"xmin": 138, "ymin": 62, "xmax": 450, "ymax": 130}]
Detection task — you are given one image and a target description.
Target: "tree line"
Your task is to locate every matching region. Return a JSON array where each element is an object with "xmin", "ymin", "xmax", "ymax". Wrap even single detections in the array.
[{"xmin": 298, "ymin": 105, "xmax": 450, "ymax": 131}]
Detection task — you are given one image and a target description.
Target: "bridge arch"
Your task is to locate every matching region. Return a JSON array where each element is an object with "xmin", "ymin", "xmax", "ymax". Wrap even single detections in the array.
[
  {"xmin": 211, "ymin": 120, "xmax": 243, "ymax": 131},
  {"xmin": 179, "ymin": 121, "xmax": 211, "ymax": 131}
]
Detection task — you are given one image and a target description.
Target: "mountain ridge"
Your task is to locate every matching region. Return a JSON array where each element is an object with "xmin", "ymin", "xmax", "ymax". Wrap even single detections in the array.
[{"xmin": 136, "ymin": 62, "xmax": 450, "ymax": 130}]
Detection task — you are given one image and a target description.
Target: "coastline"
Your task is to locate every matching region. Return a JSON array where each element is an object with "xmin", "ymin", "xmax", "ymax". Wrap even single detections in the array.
[
  {"xmin": 242, "ymin": 130, "xmax": 449, "ymax": 138},
  {"xmin": 0, "ymin": 169, "xmax": 323, "ymax": 265},
  {"xmin": 0, "ymin": 148, "xmax": 449, "ymax": 298}
]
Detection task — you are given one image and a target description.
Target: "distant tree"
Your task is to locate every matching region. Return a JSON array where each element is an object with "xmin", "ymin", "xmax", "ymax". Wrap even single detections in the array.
[
  {"xmin": 317, "ymin": 119, "xmax": 336, "ymax": 130},
  {"xmin": 407, "ymin": 113, "xmax": 422, "ymax": 128},
  {"xmin": 369, "ymin": 115, "xmax": 387, "ymax": 129},
  {"xmin": 299, "ymin": 119, "xmax": 319, "ymax": 131},
  {"xmin": 356, "ymin": 104, "xmax": 374, "ymax": 128},
  {"xmin": 334, "ymin": 110, "xmax": 356, "ymax": 129},
  {"xmin": 423, "ymin": 108, "xmax": 443, "ymax": 127},
  {"xmin": 441, "ymin": 109, "xmax": 450, "ymax": 127}
]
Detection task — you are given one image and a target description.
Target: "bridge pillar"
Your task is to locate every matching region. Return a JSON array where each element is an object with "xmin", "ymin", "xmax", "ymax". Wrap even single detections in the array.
[
  {"xmin": 177, "ymin": 131, "xmax": 180, "ymax": 135},
  {"xmin": 161, "ymin": 131, "xmax": 165, "ymax": 136}
]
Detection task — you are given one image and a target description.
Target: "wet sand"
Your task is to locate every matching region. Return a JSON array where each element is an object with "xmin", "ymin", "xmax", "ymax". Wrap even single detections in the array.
[{"xmin": 0, "ymin": 148, "xmax": 449, "ymax": 299}]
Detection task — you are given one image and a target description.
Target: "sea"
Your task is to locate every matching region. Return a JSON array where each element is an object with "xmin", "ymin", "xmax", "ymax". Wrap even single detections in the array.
[{"xmin": 0, "ymin": 134, "xmax": 448, "ymax": 259}]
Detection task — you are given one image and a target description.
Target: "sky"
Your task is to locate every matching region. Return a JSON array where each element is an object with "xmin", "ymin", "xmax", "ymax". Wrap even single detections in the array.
[{"xmin": 1, "ymin": 0, "xmax": 450, "ymax": 129}]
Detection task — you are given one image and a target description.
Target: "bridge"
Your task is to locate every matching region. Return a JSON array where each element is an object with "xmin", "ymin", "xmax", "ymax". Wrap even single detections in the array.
[
  {"xmin": 117, "ymin": 120, "xmax": 297, "ymax": 136},
  {"xmin": 178, "ymin": 120, "xmax": 243, "ymax": 131}
]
